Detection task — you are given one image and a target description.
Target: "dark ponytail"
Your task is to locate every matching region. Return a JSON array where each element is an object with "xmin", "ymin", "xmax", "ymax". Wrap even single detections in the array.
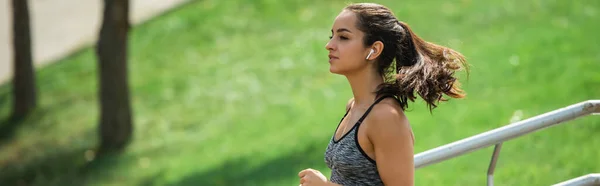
[
  {"xmin": 345, "ymin": 3, "xmax": 469, "ymax": 112},
  {"xmin": 391, "ymin": 21, "xmax": 467, "ymax": 111}
]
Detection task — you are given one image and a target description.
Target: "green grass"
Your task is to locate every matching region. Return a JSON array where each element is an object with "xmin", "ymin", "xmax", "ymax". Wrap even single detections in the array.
[{"xmin": 1, "ymin": 0, "xmax": 599, "ymax": 185}]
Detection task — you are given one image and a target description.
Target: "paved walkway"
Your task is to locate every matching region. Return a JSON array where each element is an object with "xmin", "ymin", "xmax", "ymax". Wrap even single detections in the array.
[{"xmin": 0, "ymin": 0, "xmax": 190, "ymax": 84}]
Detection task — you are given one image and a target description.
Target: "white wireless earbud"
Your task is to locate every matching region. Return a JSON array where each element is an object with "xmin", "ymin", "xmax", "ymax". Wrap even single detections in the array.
[{"xmin": 366, "ymin": 49, "xmax": 375, "ymax": 60}]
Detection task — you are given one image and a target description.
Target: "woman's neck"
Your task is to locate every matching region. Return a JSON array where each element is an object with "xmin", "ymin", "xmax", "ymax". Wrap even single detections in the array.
[{"xmin": 345, "ymin": 68, "xmax": 383, "ymax": 109}]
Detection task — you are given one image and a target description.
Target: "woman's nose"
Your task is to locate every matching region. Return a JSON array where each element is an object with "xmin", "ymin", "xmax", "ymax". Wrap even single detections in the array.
[{"xmin": 325, "ymin": 40, "xmax": 335, "ymax": 51}]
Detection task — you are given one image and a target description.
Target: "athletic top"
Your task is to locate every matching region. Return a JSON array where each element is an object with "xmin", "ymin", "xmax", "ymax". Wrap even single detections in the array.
[{"xmin": 324, "ymin": 95, "xmax": 397, "ymax": 185}]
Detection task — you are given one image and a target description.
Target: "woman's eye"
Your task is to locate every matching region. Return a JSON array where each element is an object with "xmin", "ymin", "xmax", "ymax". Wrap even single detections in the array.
[{"xmin": 328, "ymin": 35, "xmax": 348, "ymax": 40}]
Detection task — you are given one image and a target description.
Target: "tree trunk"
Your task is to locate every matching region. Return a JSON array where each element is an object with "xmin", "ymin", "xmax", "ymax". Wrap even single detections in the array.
[
  {"xmin": 11, "ymin": 0, "xmax": 37, "ymax": 119},
  {"xmin": 96, "ymin": 0, "xmax": 132, "ymax": 154}
]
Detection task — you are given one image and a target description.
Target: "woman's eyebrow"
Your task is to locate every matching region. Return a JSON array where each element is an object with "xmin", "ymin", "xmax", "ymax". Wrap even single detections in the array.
[{"xmin": 331, "ymin": 28, "xmax": 352, "ymax": 33}]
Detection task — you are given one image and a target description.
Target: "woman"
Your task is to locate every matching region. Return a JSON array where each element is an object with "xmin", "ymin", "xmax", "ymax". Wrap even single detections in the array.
[{"xmin": 298, "ymin": 3, "xmax": 468, "ymax": 186}]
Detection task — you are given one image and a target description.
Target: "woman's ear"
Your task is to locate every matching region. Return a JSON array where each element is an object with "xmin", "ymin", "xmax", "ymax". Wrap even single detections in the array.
[{"xmin": 366, "ymin": 41, "xmax": 384, "ymax": 60}]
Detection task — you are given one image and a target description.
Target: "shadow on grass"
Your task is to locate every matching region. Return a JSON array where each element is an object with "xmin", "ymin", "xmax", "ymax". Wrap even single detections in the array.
[
  {"xmin": 0, "ymin": 85, "xmax": 14, "ymax": 142},
  {"xmin": 0, "ymin": 94, "xmax": 86, "ymax": 146},
  {"xmin": 0, "ymin": 144, "xmax": 130, "ymax": 186},
  {"xmin": 0, "ymin": 146, "xmax": 86, "ymax": 186},
  {"xmin": 0, "ymin": 85, "xmax": 8, "ymax": 108},
  {"xmin": 156, "ymin": 142, "xmax": 329, "ymax": 186},
  {"xmin": 0, "ymin": 117, "xmax": 19, "ymax": 143},
  {"xmin": 0, "ymin": 109, "xmax": 48, "ymax": 146}
]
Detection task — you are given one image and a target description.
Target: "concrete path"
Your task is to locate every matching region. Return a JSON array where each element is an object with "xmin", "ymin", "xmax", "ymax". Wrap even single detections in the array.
[{"xmin": 0, "ymin": 0, "xmax": 190, "ymax": 85}]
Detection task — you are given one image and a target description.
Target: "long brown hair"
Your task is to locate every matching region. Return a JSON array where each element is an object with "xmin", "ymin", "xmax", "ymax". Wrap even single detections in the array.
[{"xmin": 344, "ymin": 3, "xmax": 469, "ymax": 112}]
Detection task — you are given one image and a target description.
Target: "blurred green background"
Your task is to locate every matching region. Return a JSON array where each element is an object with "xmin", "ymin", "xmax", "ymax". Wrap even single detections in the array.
[{"xmin": 0, "ymin": 0, "xmax": 599, "ymax": 185}]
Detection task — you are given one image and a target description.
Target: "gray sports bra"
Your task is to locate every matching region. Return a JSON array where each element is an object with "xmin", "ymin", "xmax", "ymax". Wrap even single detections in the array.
[{"xmin": 324, "ymin": 95, "xmax": 396, "ymax": 185}]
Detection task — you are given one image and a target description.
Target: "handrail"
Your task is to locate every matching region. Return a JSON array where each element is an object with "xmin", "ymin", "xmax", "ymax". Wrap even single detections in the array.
[
  {"xmin": 414, "ymin": 100, "xmax": 600, "ymax": 169},
  {"xmin": 552, "ymin": 173, "xmax": 600, "ymax": 186}
]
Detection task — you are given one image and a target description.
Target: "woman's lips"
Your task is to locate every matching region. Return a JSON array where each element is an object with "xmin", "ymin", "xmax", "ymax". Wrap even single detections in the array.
[{"xmin": 328, "ymin": 54, "xmax": 338, "ymax": 62}]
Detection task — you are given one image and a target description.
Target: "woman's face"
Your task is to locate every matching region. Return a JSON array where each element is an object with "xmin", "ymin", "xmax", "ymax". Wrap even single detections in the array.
[{"xmin": 325, "ymin": 10, "xmax": 371, "ymax": 75}]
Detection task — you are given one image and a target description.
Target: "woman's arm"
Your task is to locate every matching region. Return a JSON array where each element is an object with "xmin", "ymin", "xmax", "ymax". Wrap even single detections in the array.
[{"xmin": 366, "ymin": 103, "xmax": 415, "ymax": 186}]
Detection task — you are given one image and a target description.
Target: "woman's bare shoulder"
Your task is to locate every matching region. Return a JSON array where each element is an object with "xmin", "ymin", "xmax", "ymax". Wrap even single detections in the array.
[{"xmin": 365, "ymin": 97, "xmax": 412, "ymax": 140}]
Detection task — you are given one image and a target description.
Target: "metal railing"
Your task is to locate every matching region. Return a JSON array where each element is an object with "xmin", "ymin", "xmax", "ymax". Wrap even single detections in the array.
[
  {"xmin": 413, "ymin": 100, "xmax": 600, "ymax": 185},
  {"xmin": 553, "ymin": 174, "xmax": 600, "ymax": 186}
]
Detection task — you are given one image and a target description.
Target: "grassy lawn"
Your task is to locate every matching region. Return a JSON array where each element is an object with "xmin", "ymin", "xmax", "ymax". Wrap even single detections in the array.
[{"xmin": 1, "ymin": 0, "xmax": 599, "ymax": 185}]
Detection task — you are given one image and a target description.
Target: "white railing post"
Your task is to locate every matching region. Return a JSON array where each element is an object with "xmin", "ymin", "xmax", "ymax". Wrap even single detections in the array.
[{"xmin": 486, "ymin": 143, "xmax": 503, "ymax": 186}]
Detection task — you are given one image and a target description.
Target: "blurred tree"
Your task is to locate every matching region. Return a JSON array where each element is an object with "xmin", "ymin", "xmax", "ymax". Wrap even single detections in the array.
[
  {"xmin": 95, "ymin": 0, "xmax": 133, "ymax": 154},
  {"xmin": 11, "ymin": 0, "xmax": 37, "ymax": 119}
]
